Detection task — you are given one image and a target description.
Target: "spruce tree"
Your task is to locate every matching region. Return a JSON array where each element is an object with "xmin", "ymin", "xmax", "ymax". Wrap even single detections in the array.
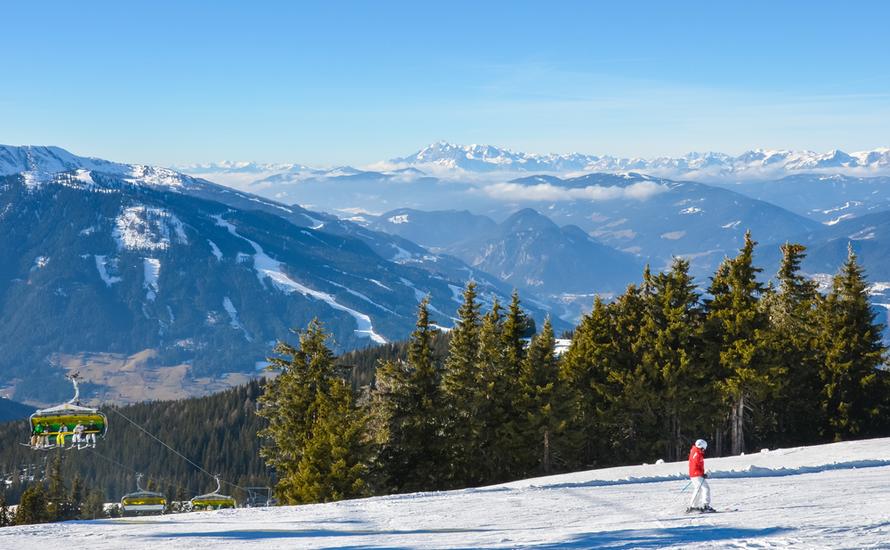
[
  {"xmin": 14, "ymin": 483, "xmax": 49, "ymax": 525},
  {"xmin": 258, "ymin": 319, "xmax": 370, "ymax": 504},
  {"xmin": 704, "ymin": 232, "xmax": 779, "ymax": 455},
  {"xmin": 559, "ymin": 296, "xmax": 619, "ymax": 468},
  {"xmin": 441, "ymin": 282, "xmax": 484, "ymax": 487},
  {"xmin": 0, "ymin": 492, "xmax": 10, "ymax": 527},
  {"xmin": 764, "ymin": 243, "xmax": 822, "ymax": 446},
  {"xmin": 69, "ymin": 474, "xmax": 84, "ymax": 520},
  {"xmin": 603, "ymin": 283, "xmax": 660, "ymax": 462},
  {"xmin": 638, "ymin": 259, "xmax": 710, "ymax": 461},
  {"xmin": 375, "ymin": 298, "xmax": 446, "ymax": 492},
  {"xmin": 287, "ymin": 378, "xmax": 371, "ymax": 503},
  {"xmin": 475, "ymin": 299, "xmax": 524, "ymax": 482},
  {"xmin": 818, "ymin": 244, "xmax": 887, "ymax": 440},
  {"xmin": 518, "ymin": 318, "xmax": 567, "ymax": 475},
  {"xmin": 81, "ymin": 489, "xmax": 106, "ymax": 520}
]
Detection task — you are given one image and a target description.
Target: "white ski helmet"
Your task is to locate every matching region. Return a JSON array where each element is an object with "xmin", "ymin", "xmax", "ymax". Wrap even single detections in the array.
[{"xmin": 695, "ymin": 439, "xmax": 708, "ymax": 450}]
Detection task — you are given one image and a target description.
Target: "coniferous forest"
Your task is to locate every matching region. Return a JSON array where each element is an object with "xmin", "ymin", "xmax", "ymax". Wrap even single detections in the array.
[
  {"xmin": 258, "ymin": 233, "xmax": 890, "ymax": 503},
  {"xmin": 3, "ymin": 233, "xmax": 890, "ymax": 523}
]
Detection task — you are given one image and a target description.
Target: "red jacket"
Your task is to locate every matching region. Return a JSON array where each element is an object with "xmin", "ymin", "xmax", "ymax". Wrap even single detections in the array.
[{"xmin": 689, "ymin": 445, "xmax": 705, "ymax": 478}]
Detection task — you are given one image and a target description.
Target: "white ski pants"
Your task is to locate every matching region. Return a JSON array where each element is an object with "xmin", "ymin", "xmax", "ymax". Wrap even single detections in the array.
[{"xmin": 689, "ymin": 476, "xmax": 710, "ymax": 507}]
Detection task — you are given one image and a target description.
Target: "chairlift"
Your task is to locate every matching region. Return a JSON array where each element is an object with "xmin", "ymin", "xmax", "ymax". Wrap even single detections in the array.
[
  {"xmin": 190, "ymin": 475, "xmax": 236, "ymax": 510},
  {"xmin": 27, "ymin": 373, "xmax": 108, "ymax": 450},
  {"xmin": 121, "ymin": 474, "xmax": 167, "ymax": 516}
]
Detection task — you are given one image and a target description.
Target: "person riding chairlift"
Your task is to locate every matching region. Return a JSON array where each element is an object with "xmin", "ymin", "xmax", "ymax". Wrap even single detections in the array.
[
  {"xmin": 56, "ymin": 424, "xmax": 70, "ymax": 448},
  {"xmin": 73, "ymin": 422, "xmax": 85, "ymax": 446},
  {"xmin": 31, "ymin": 423, "xmax": 45, "ymax": 448}
]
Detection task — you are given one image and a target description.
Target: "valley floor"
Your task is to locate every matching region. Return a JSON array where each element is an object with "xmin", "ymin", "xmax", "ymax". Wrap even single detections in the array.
[{"xmin": 3, "ymin": 438, "xmax": 890, "ymax": 549}]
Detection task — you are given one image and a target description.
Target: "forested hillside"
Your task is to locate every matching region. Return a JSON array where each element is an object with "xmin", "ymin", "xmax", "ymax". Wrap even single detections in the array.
[{"xmin": 0, "ymin": 381, "xmax": 270, "ymax": 506}]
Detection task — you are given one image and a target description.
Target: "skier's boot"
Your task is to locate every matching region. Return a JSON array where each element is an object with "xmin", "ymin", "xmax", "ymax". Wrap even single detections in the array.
[
  {"xmin": 701, "ymin": 505, "xmax": 716, "ymax": 513},
  {"xmin": 685, "ymin": 506, "xmax": 702, "ymax": 514}
]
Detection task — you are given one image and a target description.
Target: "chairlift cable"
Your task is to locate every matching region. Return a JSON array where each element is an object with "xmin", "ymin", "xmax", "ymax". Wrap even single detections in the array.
[{"xmin": 108, "ymin": 407, "xmax": 248, "ymax": 493}]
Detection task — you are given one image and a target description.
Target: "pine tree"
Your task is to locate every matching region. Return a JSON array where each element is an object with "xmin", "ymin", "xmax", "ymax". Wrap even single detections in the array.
[
  {"xmin": 518, "ymin": 318, "xmax": 568, "ymax": 475},
  {"xmin": 0, "ymin": 492, "xmax": 10, "ymax": 527},
  {"xmin": 287, "ymin": 379, "xmax": 371, "ymax": 503},
  {"xmin": 818, "ymin": 244, "xmax": 888, "ymax": 440},
  {"xmin": 441, "ymin": 282, "xmax": 484, "ymax": 487},
  {"xmin": 704, "ymin": 232, "xmax": 780, "ymax": 455},
  {"xmin": 81, "ymin": 489, "xmax": 106, "ymax": 520},
  {"xmin": 638, "ymin": 259, "xmax": 710, "ymax": 461},
  {"xmin": 764, "ymin": 243, "xmax": 823, "ymax": 445},
  {"xmin": 602, "ymin": 283, "xmax": 660, "ymax": 462},
  {"xmin": 475, "ymin": 298, "xmax": 523, "ymax": 481},
  {"xmin": 375, "ymin": 298, "xmax": 446, "ymax": 492},
  {"xmin": 45, "ymin": 452, "xmax": 70, "ymax": 521},
  {"xmin": 559, "ymin": 296, "xmax": 618, "ymax": 468},
  {"xmin": 14, "ymin": 483, "xmax": 49, "ymax": 525},
  {"xmin": 69, "ymin": 474, "xmax": 84, "ymax": 520},
  {"xmin": 257, "ymin": 319, "xmax": 370, "ymax": 504}
]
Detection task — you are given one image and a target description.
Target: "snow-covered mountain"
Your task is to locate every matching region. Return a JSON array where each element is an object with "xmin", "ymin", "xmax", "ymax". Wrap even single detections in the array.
[
  {"xmin": 494, "ymin": 173, "xmax": 822, "ymax": 276},
  {"xmin": 385, "ymin": 142, "xmax": 890, "ymax": 180},
  {"xmin": 175, "ymin": 143, "xmax": 890, "ymax": 192},
  {"xmin": 4, "ymin": 436, "xmax": 890, "ymax": 548},
  {"xmin": 0, "ymin": 146, "xmax": 557, "ymax": 405},
  {"xmin": 713, "ymin": 174, "xmax": 890, "ymax": 225},
  {"xmin": 366, "ymin": 208, "xmax": 643, "ymax": 319},
  {"xmin": 0, "ymin": 145, "xmax": 128, "ymax": 176}
]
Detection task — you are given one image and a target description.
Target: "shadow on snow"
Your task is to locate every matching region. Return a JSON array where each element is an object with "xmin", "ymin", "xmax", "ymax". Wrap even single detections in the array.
[{"xmin": 519, "ymin": 525, "xmax": 791, "ymax": 549}]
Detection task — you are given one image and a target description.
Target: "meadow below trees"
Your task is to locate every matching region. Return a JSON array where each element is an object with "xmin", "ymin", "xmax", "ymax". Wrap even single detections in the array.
[{"xmin": 259, "ymin": 232, "xmax": 890, "ymax": 503}]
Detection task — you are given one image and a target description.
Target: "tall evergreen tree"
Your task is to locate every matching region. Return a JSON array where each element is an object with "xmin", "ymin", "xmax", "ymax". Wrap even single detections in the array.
[
  {"xmin": 638, "ymin": 259, "xmax": 710, "ymax": 461},
  {"xmin": 375, "ymin": 298, "xmax": 446, "ymax": 492},
  {"xmin": 0, "ymin": 492, "xmax": 10, "ymax": 527},
  {"xmin": 704, "ymin": 232, "xmax": 779, "ymax": 455},
  {"xmin": 763, "ymin": 243, "xmax": 823, "ymax": 445},
  {"xmin": 441, "ymin": 282, "xmax": 484, "ymax": 487},
  {"xmin": 258, "ymin": 319, "xmax": 370, "ymax": 504},
  {"xmin": 604, "ymin": 283, "xmax": 660, "ymax": 461},
  {"xmin": 81, "ymin": 489, "xmax": 106, "ymax": 520},
  {"xmin": 518, "ymin": 318, "xmax": 568, "ymax": 475},
  {"xmin": 287, "ymin": 378, "xmax": 371, "ymax": 503},
  {"xmin": 560, "ymin": 296, "xmax": 621, "ymax": 468},
  {"xmin": 14, "ymin": 483, "xmax": 49, "ymax": 525},
  {"xmin": 818, "ymin": 244, "xmax": 888, "ymax": 440}
]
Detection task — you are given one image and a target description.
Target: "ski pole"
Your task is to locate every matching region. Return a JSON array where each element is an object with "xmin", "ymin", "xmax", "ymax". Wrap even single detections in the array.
[{"xmin": 680, "ymin": 480, "xmax": 692, "ymax": 493}]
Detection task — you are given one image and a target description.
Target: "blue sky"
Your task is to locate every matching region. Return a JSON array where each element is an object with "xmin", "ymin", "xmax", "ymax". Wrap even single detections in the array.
[{"xmin": 2, "ymin": 1, "xmax": 889, "ymax": 166}]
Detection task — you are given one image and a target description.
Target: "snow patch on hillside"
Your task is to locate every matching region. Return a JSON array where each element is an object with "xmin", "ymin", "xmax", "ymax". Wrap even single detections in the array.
[
  {"xmin": 143, "ymin": 258, "xmax": 161, "ymax": 301},
  {"xmin": 213, "ymin": 214, "xmax": 386, "ymax": 344},
  {"xmin": 207, "ymin": 239, "xmax": 223, "ymax": 261},
  {"xmin": 113, "ymin": 206, "xmax": 188, "ymax": 251},
  {"xmin": 222, "ymin": 297, "xmax": 252, "ymax": 341},
  {"xmin": 94, "ymin": 255, "xmax": 122, "ymax": 286}
]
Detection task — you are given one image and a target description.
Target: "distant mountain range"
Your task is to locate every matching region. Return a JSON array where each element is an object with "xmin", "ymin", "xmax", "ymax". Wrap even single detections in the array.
[
  {"xmin": 0, "ymin": 146, "xmax": 557, "ymax": 405},
  {"xmin": 178, "ymin": 142, "xmax": 890, "ymax": 188},
  {"xmin": 8, "ymin": 143, "xmax": 890, "ymax": 404}
]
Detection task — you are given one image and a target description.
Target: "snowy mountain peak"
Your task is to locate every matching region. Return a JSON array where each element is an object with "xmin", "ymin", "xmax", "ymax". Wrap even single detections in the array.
[
  {"xmin": 0, "ymin": 145, "xmax": 211, "ymax": 193},
  {"xmin": 386, "ymin": 142, "xmax": 890, "ymax": 181},
  {"xmin": 0, "ymin": 144, "xmax": 128, "ymax": 177}
]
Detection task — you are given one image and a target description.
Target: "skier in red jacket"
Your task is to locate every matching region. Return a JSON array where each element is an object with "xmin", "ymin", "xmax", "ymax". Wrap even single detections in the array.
[{"xmin": 687, "ymin": 439, "xmax": 714, "ymax": 513}]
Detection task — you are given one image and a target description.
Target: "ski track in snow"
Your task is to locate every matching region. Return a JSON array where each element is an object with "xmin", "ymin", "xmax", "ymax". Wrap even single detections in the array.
[
  {"xmin": 143, "ymin": 258, "xmax": 161, "ymax": 301},
  {"xmin": 5, "ymin": 438, "xmax": 890, "ymax": 549},
  {"xmin": 212, "ymin": 214, "xmax": 386, "ymax": 344},
  {"xmin": 222, "ymin": 296, "xmax": 252, "ymax": 341}
]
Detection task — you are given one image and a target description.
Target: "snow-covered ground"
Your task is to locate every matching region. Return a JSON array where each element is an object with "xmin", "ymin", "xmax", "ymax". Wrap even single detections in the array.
[{"xmin": 4, "ymin": 438, "xmax": 890, "ymax": 549}]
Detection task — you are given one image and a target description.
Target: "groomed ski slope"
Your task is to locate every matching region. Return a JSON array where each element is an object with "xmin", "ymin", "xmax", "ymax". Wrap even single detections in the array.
[{"xmin": 4, "ymin": 438, "xmax": 890, "ymax": 549}]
